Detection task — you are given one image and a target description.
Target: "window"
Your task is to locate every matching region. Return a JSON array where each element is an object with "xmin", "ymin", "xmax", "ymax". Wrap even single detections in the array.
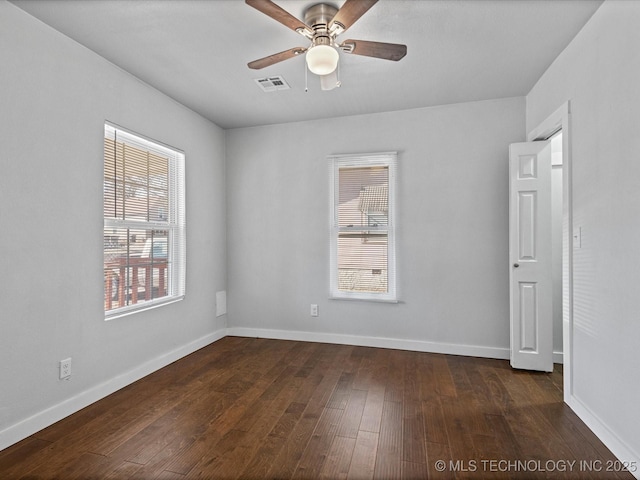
[
  {"xmin": 103, "ymin": 124, "xmax": 185, "ymax": 319},
  {"xmin": 329, "ymin": 152, "xmax": 397, "ymax": 301}
]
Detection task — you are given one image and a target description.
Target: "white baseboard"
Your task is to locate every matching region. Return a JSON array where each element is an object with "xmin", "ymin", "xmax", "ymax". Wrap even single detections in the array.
[
  {"xmin": 227, "ymin": 328, "xmax": 567, "ymax": 365},
  {"xmin": 567, "ymin": 394, "xmax": 640, "ymax": 480},
  {"xmin": 553, "ymin": 350, "xmax": 564, "ymax": 364},
  {"xmin": 0, "ymin": 329, "xmax": 226, "ymax": 452},
  {"xmin": 226, "ymin": 327, "xmax": 511, "ymax": 360}
]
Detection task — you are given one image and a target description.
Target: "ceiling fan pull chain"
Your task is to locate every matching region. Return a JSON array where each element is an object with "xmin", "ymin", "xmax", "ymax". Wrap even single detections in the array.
[{"xmin": 304, "ymin": 59, "xmax": 308, "ymax": 92}]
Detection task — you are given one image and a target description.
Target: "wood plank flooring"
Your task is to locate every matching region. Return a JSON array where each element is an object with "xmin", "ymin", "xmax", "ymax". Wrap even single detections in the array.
[{"xmin": 0, "ymin": 337, "xmax": 634, "ymax": 479}]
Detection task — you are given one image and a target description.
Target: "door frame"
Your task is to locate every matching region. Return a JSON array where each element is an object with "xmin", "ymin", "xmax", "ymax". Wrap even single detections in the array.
[{"xmin": 527, "ymin": 101, "xmax": 573, "ymax": 402}]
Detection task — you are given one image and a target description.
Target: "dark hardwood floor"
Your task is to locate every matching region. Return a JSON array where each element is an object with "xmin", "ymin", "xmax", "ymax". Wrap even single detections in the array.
[{"xmin": 0, "ymin": 337, "xmax": 634, "ymax": 479}]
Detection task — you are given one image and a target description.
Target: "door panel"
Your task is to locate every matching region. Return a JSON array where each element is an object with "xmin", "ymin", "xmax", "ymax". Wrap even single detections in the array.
[
  {"xmin": 509, "ymin": 141, "xmax": 553, "ymax": 372},
  {"xmin": 519, "ymin": 282, "xmax": 538, "ymax": 351},
  {"xmin": 518, "ymin": 191, "xmax": 537, "ymax": 260}
]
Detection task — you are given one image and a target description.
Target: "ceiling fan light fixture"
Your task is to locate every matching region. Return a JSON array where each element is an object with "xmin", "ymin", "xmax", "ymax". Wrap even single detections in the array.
[
  {"xmin": 320, "ymin": 70, "xmax": 339, "ymax": 91},
  {"xmin": 306, "ymin": 44, "xmax": 339, "ymax": 75}
]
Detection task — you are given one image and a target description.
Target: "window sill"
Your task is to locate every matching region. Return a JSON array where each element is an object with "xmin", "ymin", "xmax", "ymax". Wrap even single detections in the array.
[
  {"xmin": 329, "ymin": 294, "xmax": 398, "ymax": 304},
  {"xmin": 105, "ymin": 295, "xmax": 184, "ymax": 321}
]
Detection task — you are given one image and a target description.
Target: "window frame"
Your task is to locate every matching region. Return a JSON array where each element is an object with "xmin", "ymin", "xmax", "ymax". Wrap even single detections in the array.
[
  {"xmin": 329, "ymin": 152, "xmax": 397, "ymax": 302},
  {"xmin": 103, "ymin": 123, "xmax": 186, "ymax": 320}
]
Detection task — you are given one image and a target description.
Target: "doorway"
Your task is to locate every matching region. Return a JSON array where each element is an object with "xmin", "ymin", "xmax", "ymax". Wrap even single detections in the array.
[{"xmin": 526, "ymin": 102, "xmax": 572, "ymax": 401}]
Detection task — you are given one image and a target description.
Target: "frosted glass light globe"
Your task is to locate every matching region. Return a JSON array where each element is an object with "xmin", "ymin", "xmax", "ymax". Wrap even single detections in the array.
[{"xmin": 306, "ymin": 45, "xmax": 339, "ymax": 75}]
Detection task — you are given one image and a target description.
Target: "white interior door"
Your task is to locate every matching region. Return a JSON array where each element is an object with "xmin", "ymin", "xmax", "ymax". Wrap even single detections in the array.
[{"xmin": 509, "ymin": 141, "xmax": 553, "ymax": 372}]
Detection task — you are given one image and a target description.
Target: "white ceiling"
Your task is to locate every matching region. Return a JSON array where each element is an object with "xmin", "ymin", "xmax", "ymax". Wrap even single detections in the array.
[{"xmin": 11, "ymin": 0, "xmax": 602, "ymax": 129}]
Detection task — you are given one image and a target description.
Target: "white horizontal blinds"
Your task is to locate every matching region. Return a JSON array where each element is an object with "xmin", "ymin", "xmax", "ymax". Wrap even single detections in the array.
[
  {"xmin": 331, "ymin": 153, "xmax": 397, "ymax": 301},
  {"xmin": 103, "ymin": 124, "xmax": 185, "ymax": 317},
  {"xmin": 104, "ymin": 128, "xmax": 170, "ymax": 223}
]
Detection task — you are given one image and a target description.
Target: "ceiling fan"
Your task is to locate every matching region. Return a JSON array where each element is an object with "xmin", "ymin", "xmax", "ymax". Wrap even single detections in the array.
[{"xmin": 246, "ymin": 0, "xmax": 407, "ymax": 90}]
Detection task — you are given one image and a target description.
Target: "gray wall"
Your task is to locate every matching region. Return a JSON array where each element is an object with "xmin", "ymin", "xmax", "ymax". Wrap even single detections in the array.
[
  {"xmin": 527, "ymin": 0, "xmax": 640, "ymax": 466},
  {"xmin": 226, "ymin": 97, "xmax": 525, "ymax": 355},
  {"xmin": 0, "ymin": 2, "xmax": 226, "ymax": 448}
]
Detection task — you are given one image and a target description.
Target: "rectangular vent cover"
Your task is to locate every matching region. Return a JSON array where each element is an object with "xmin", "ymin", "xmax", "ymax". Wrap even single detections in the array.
[{"xmin": 254, "ymin": 76, "xmax": 290, "ymax": 92}]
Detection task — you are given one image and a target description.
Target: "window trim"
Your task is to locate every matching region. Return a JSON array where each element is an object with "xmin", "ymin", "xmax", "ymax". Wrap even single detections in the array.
[
  {"xmin": 103, "ymin": 122, "xmax": 186, "ymax": 320},
  {"xmin": 329, "ymin": 152, "xmax": 397, "ymax": 302}
]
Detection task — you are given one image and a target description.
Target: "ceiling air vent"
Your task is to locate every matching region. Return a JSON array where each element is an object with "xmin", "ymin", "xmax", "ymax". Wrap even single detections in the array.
[{"xmin": 254, "ymin": 76, "xmax": 290, "ymax": 92}]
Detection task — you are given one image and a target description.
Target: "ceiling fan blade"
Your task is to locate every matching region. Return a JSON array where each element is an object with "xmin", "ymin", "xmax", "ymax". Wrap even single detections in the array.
[
  {"xmin": 246, "ymin": 0, "xmax": 311, "ymax": 36},
  {"xmin": 248, "ymin": 47, "xmax": 307, "ymax": 69},
  {"xmin": 328, "ymin": 0, "xmax": 378, "ymax": 33},
  {"xmin": 341, "ymin": 39, "xmax": 407, "ymax": 61}
]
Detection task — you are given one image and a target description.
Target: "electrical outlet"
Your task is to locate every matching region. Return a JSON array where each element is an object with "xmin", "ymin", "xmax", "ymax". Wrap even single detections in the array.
[
  {"xmin": 59, "ymin": 358, "xmax": 71, "ymax": 379},
  {"xmin": 310, "ymin": 304, "xmax": 319, "ymax": 317}
]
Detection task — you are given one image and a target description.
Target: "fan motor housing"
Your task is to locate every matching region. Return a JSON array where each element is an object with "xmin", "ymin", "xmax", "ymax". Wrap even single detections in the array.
[
  {"xmin": 304, "ymin": 3, "xmax": 338, "ymax": 30},
  {"xmin": 304, "ymin": 3, "xmax": 338, "ymax": 47}
]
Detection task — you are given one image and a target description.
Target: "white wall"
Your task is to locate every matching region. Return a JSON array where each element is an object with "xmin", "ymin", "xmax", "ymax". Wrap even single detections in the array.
[
  {"xmin": 0, "ymin": 2, "xmax": 226, "ymax": 449},
  {"xmin": 226, "ymin": 97, "xmax": 525, "ymax": 356},
  {"xmin": 527, "ymin": 0, "xmax": 640, "ymax": 468}
]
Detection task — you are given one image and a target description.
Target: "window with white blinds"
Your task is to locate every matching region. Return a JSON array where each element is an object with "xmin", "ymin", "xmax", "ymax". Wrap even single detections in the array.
[
  {"xmin": 329, "ymin": 152, "xmax": 397, "ymax": 301},
  {"xmin": 103, "ymin": 123, "xmax": 185, "ymax": 319}
]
